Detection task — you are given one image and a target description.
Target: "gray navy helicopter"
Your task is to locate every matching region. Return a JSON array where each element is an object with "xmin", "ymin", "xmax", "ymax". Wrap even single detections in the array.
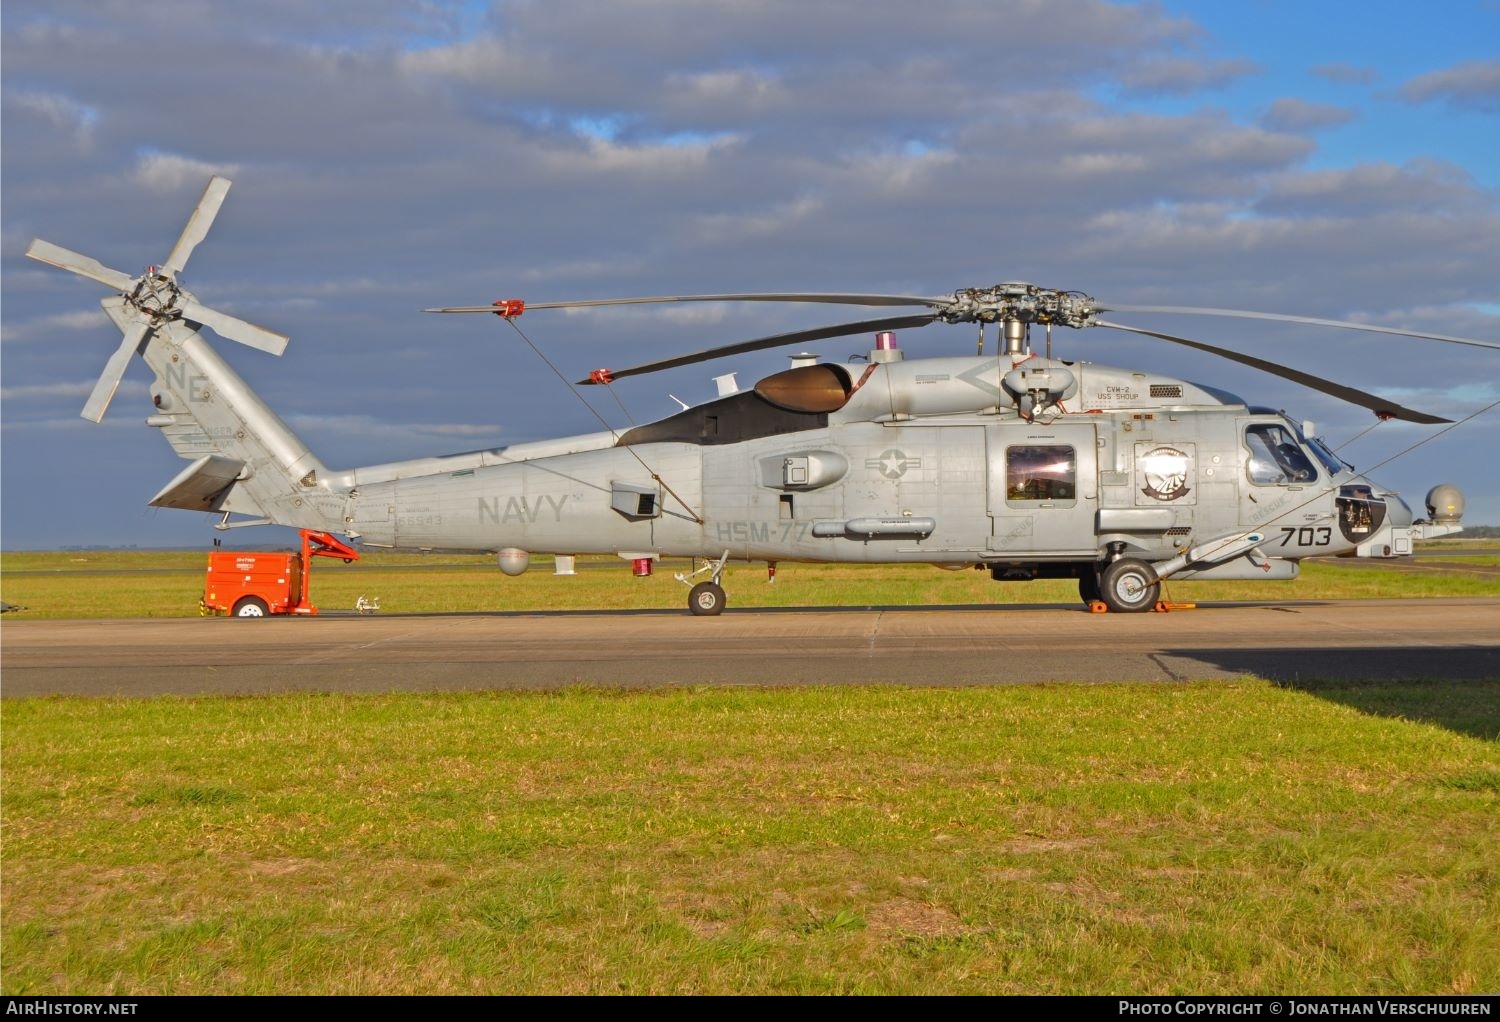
[{"xmin": 27, "ymin": 176, "xmax": 1487, "ymax": 615}]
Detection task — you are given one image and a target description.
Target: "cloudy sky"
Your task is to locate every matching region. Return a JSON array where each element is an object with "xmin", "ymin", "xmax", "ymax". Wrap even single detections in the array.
[{"xmin": 3, "ymin": 0, "xmax": 1498, "ymax": 549}]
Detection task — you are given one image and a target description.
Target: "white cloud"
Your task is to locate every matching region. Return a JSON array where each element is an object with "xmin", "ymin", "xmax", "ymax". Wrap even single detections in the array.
[
  {"xmin": 0, "ymin": 379, "xmax": 148, "ymax": 400},
  {"xmin": 846, "ymin": 148, "xmax": 959, "ymax": 194},
  {"xmin": 1, "ymin": 310, "xmax": 111, "ymax": 344},
  {"xmin": 685, "ymin": 195, "xmax": 824, "ymax": 245},
  {"xmin": 664, "ymin": 67, "xmax": 788, "ymax": 117},
  {"xmin": 1119, "ymin": 56, "xmax": 1260, "ymax": 96},
  {"xmin": 1258, "ymin": 160, "xmax": 1486, "ymax": 216},
  {"xmin": 1059, "ymin": 152, "xmax": 1150, "ymax": 177},
  {"xmin": 396, "ymin": 35, "xmax": 537, "ymax": 86},
  {"xmin": 7, "ymin": 89, "xmax": 97, "ymax": 137},
  {"xmin": 1400, "ymin": 59, "xmax": 1500, "ymax": 114},
  {"xmin": 1260, "ymin": 98, "xmax": 1356, "ymax": 133},
  {"xmin": 133, "ymin": 152, "xmax": 240, "ymax": 194},
  {"xmin": 551, "ymin": 133, "xmax": 744, "ymax": 179},
  {"xmin": 1312, "ymin": 63, "xmax": 1379, "ymax": 86}
]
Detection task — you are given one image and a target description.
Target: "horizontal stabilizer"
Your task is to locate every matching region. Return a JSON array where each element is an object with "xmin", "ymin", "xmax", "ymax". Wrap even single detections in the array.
[{"xmin": 148, "ymin": 454, "xmax": 248, "ymax": 510}]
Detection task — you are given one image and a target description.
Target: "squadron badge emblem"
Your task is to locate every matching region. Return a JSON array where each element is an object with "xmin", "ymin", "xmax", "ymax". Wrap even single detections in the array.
[{"xmin": 1139, "ymin": 446, "xmax": 1192, "ymax": 501}]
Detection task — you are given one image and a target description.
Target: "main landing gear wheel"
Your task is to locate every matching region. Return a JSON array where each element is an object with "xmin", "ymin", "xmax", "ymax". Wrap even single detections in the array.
[
  {"xmin": 232, "ymin": 596, "xmax": 270, "ymax": 618},
  {"xmin": 1098, "ymin": 558, "xmax": 1160, "ymax": 613},
  {"xmin": 1078, "ymin": 570, "xmax": 1102, "ymax": 606},
  {"xmin": 689, "ymin": 581, "xmax": 726, "ymax": 616}
]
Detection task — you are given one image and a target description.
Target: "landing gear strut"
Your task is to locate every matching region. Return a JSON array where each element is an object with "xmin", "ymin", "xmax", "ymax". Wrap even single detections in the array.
[{"xmin": 677, "ymin": 549, "xmax": 732, "ymax": 616}]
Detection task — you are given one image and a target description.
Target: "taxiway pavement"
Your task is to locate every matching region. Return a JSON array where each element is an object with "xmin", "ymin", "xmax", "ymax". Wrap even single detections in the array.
[{"xmin": 2, "ymin": 598, "xmax": 1496, "ymax": 697}]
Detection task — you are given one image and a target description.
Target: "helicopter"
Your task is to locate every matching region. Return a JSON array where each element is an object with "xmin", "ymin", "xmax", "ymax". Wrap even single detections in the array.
[{"xmin": 26, "ymin": 176, "xmax": 1488, "ymax": 616}]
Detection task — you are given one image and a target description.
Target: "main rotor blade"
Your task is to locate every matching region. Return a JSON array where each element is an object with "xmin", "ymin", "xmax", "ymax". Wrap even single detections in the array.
[
  {"xmin": 577, "ymin": 313, "xmax": 940, "ymax": 384},
  {"xmin": 428, "ymin": 292, "xmax": 945, "ymax": 314},
  {"xmin": 26, "ymin": 239, "xmax": 135, "ymax": 292},
  {"xmin": 1095, "ymin": 319, "xmax": 1451, "ymax": 424},
  {"xmin": 82, "ymin": 321, "xmax": 151, "ymax": 422},
  {"xmin": 163, "ymin": 176, "xmax": 232, "ymax": 277},
  {"xmin": 1097, "ymin": 303, "xmax": 1500, "ymax": 351},
  {"xmin": 179, "ymin": 299, "xmax": 289, "ymax": 356}
]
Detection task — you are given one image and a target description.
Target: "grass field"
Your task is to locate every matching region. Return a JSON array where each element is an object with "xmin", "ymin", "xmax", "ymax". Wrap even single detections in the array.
[
  {"xmin": 2, "ymin": 550, "xmax": 1497, "ymax": 995},
  {"xmin": 4, "ymin": 682, "xmax": 1498, "ymax": 995},
  {"xmin": 2, "ymin": 546, "xmax": 1496, "ymax": 618}
]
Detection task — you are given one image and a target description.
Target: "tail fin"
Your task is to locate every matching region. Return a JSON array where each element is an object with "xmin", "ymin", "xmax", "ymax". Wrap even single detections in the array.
[
  {"xmin": 27, "ymin": 176, "xmax": 344, "ymax": 533},
  {"xmin": 139, "ymin": 318, "xmax": 343, "ymax": 530}
]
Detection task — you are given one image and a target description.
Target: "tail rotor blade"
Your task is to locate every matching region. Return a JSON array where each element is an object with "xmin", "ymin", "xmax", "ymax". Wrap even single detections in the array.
[
  {"xmin": 163, "ymin": 176, "xmax": 231, "ymax": 277},
  {"xmin": 26, "ymin": 239, "xmax": 134, "ymax": 292},
  {"xmin": 180, "ymin": 299, "xmax": 289, "ymax": 356},
  {"xmin": 81, "ymin": 322, "xmax": 151, "ymax": 422}
]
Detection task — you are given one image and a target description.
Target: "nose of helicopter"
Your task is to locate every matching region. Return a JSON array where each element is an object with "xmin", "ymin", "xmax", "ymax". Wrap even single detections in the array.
[
  {"xmin": 1348, "ymin": 480, "xmax": 1466, "ymax": 557},
  {"xmin": 1382, "ymin": 487, "xmax": 1415, "ymax": 530}
]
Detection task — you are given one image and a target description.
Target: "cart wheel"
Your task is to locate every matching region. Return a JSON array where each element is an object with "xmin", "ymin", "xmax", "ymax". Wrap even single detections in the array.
[
  {"xmin": 688, "ymin": 582, "xmax": 726, "ymax": 616},
  {"xmin": 232, "ymin": 596, "xmax": 270, "ymax": 618}
]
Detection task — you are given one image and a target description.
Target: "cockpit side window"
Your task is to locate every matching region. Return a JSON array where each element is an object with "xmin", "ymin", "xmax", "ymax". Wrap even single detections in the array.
[{"xmin": 1245, "ymin": 424, "xmax": 1317, "ymax": 485}]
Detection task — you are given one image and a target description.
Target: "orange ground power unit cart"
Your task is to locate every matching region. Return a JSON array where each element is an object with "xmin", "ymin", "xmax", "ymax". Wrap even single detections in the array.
[{"xmin": 202, "ymin": 529, "xmax": 360, "ymax": 617}]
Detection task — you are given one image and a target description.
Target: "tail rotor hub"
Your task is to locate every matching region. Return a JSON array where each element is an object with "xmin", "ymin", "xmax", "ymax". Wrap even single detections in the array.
[{"xmin": 128, "ymin": 270, "xmax": 187, "ymax": 322}]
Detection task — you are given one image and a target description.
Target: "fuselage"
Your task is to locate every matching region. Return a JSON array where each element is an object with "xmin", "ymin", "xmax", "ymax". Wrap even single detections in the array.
[{"xmin": 330, "ymin": 352, "xmax": 1421, "ymax": 577}]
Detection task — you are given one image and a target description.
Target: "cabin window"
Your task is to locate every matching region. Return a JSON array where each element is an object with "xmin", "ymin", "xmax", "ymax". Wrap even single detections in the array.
[
  {"xmin": 1006, "ymin": 445, "xmax": 1076, "ymax": 504},
  {"xmin": 1244, "ymin": 424, "xmax": 1317, "ymax": 485}
]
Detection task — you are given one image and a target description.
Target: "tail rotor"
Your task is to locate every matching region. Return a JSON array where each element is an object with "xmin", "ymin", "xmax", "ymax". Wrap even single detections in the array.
[{"xmin": 26, "ymin": 175, "xmax": 289, "ymax": 422}]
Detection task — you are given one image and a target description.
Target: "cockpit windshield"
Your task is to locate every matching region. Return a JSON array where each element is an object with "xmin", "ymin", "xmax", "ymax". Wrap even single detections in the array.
[
  {"xmin": 1307, "ymin": 437, "xmax": 1351, "ymax": 477},
  {"xmin": 1245, "ymin": 423, "xmax": 1318, "ymax": 485}
]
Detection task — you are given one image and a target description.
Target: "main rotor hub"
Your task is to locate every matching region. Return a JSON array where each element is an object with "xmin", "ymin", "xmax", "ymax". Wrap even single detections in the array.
[{"xmin": 938, "ymin": 282, "xmax": 1098, "ymax": 329}]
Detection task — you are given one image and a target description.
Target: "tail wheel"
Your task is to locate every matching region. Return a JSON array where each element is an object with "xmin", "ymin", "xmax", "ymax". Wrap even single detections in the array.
[
  {"xmin": 1098, "ymin": 558, "xmax": 1160, "ymax": 614},
  {"xmin": 232, "ymin": 596, "xmax": 270, "ymax": 618},
  {"xmin": 688, "ymin": 582, "xmax": 726, "ymax": 616}
]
